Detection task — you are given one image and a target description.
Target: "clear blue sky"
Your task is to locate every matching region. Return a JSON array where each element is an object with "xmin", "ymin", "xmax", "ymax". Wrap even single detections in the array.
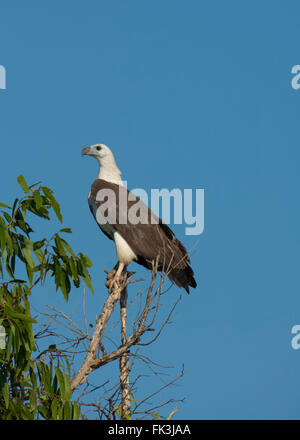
[{"xmin": 1, "ymin": 0, "xmax": 300, "ymax": 420}]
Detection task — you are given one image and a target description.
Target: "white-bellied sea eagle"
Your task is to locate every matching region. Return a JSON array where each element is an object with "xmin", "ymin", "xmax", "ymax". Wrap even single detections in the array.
[{"xmin": 81, "ymin": 144, "xmax": 197, "ymax": 293}]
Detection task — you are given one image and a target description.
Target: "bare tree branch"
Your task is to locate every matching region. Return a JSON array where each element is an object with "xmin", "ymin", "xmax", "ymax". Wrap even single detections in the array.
[
  {"xmin": 167, "ymin": 406, "xmax": 178, "ymax": 420},
  {"xmin": 36, "ymin": 256, "xmax": 186, "ymax": 419},
  {"xmin": 119, "ymin": 284, "xmax": 131, "ymax": 419},
  {"xmin": 71, "ymin": 270, "xmax": 129, "ymax": 391}
]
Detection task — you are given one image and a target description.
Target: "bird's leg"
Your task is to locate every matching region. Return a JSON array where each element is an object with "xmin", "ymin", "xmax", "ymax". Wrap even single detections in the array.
[
  {"xmin": 105, "ymin": 262, "xmax": 119, "ymax": 280},
  {"xmin": 106, "ymin": 262, "xmax": 126, "ymax": 290},
  {"xmin": 115, "ymin": 262, "xmax": 125, "ymax": 280}
]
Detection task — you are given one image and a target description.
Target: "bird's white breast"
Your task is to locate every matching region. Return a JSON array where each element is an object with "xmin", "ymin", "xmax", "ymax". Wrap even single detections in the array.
[
  {"xmin": 114, "ymin": 231, "xmax": 137, "ymax": 266},
  {"xmin": 88, "ymin": 192, "xmax": 136, "ymax": 266}
]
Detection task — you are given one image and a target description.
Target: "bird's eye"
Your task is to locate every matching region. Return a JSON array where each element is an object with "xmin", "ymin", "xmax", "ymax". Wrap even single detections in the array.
[{"xmin": 96, "ymin": 146, "xmax": 102, "ymax": 151}]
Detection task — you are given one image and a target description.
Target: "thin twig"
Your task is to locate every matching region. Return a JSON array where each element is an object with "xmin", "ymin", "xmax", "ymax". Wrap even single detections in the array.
[
  {"xmin": 167, "ymin": 406, "xmax": 178, "ymax": 420},
  {"xmin": 119, "ymin": 281, "xmax": 131, "ymax": 419}
]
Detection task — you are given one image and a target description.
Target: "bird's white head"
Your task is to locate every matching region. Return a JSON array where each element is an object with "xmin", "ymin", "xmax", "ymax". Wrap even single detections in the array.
[{"xmin": 81, "ymin": 143, "xmax": 123, "ymax": 185}]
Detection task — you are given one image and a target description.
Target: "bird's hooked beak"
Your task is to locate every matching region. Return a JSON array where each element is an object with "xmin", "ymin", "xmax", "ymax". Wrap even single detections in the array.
[{"xmin": 81, "ymin": 146, "xmax": 91, "ymax": 157}]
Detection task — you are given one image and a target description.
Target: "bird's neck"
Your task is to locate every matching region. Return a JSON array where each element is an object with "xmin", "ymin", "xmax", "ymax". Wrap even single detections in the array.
[{"xmin": 98, "ymin": 158, "xmax": 123, "ymax": 186}]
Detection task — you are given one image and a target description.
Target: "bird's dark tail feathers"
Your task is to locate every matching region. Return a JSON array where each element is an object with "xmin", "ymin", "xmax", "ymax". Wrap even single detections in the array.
[{"xmin": 168, "ymin": 265, "xmax": 197, "ymax": 294}]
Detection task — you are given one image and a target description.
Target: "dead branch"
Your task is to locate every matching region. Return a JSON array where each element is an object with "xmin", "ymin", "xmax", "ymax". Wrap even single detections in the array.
[
  {"xmin": 131, "ymin": 364, "xmax": 185, "ymax": 417},
  {"xmin": 167, "ymin": 406, "xmax": 178, "ymax": 420},
  {"xmin": 35, "ymin": 255, "xmax": 185, "ymax": 419},
  {"xmin": 71, "ymin": 261, "xmax": 161, "ymax": 393},
  {"xmin": 119, "ymin": 284, "xmax": 131, "ymax": 419},
  {"xmin": 71, "ymin": 270, "xmax": 129, "ymax": 391}
]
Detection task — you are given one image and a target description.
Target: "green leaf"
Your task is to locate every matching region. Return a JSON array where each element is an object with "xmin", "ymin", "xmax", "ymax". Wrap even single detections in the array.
[
  {"xmin": 17, "ymin": 175, "xmax": 30, "ymax": 194},
  {"xmin": 64, "ymin": 356, "xmax": 71, "ymax": 377},
  {"xmin": 78, "ymin": 256, "xmax": 94, "ymax": 294},
  {"xmin": 2, "ymin": 212, "xmax": 12, "ymax": 223},
  {"xmin": 51, "ymin": 397, "xmax": 58, "ymax": 420},
  {"xmin": 38, "ymin": 405, "xmax": 49, "ymax": 420},
  {"xmin": 5, "ymin": 325, "xmax": 13, "ymax": 360},
  {"xmin": 2, "ymin": 382, "xmax": 9, "ymax": 409},
  {"xmin": 59, "ymin": 228, "xmax": 72, "ymax": 234},
  {"xmin": 0, "ymin": 202, "xmax": 11, "ymax": 209},
  {"xmin": 5, "ymin": 257, "xmax": 14, "ymax": 278},
  {"xmin": 60, "ymin": 270, "xmax": 70, "ymax": 302},
  {"xmin": 54, "ymin": 235, "xmax": 66, "ymax": 256},
  {"xmin": 33, "ymin": 190, "xmax": 43, "ymax": 209},
  {"xmin": 72, "ymin": 402, "xmax": 80, "ymax": 420},
  {"xmin": 0, "ymin": 222, "xmax": 6, "ymax": 254},
  {"xmin": 80, "ymin": 253, "xmax": 93, "ymax": 268},
  {"xmin": 60, "ymin": 238, "xmax": 76, "ymax": 257},
  {"xmin": 54, "ymin": 262, "xmax": 62, "ymax": 291},
  {"xmin": 12, "ymin": 198, "xmax": 19, "ymax": 215},
  {"xmin": 4, "ymin": 306, "xmax": 37, "ymax": 323},
  {"xmin": 34, "ymin": 248, "xmax": 44, "ymax": 264},
  {"xmin": 29, "ymin": 366, "xmax": 37, "ymax": 390},
  {"xmin": 5, "ymin": 229, "xmax": 13, "ymax": 255},
  {"xmin": 82, "ymin": 273, "xmax": 94, "ymax": 294},
  {"xmin": 55, "ymin": 367, "xmax": 66, "ymax": 399},
  {"xmin": 10, "ymin": 253, "xmax": 16, "ymax": 275},
  {"xmin": 67, "ymin": 257, "xmax": 78, "ymax": 281},
  {"xmin": 41, "ymin": 187, "xmax": 62, "ymax": 223},
  {"xmin": 29, "ymin": 389, "xmax": 37, "ymax": 413},
  {"xmin": 64, "ymin": 373, "xmax": 71, "ymax": 401},
  {"xmin": 23, "ymin": 247, "xmax": 35, "ymax": 269},
  {"xmin": 26, "ymin": 264, "xmax": 34, "ymax": 285},
  {"xmin": 63, "ymin": 401, "xmax": 71, "ymax": 420},
  {"xmin": 33, "ymin": 239, "xmax": 45, "ymax": 250}
]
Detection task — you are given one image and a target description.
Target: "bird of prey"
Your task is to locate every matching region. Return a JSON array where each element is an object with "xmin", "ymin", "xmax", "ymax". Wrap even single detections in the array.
[{"xmin": 82, "ymin": 144, "xmax": 196, "ymax": 293}]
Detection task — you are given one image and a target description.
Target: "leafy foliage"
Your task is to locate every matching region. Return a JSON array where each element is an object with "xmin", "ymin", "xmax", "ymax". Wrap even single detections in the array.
[{"xmin": 0, "ymin": 176, "xmax": 93, "ymax": 419}]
